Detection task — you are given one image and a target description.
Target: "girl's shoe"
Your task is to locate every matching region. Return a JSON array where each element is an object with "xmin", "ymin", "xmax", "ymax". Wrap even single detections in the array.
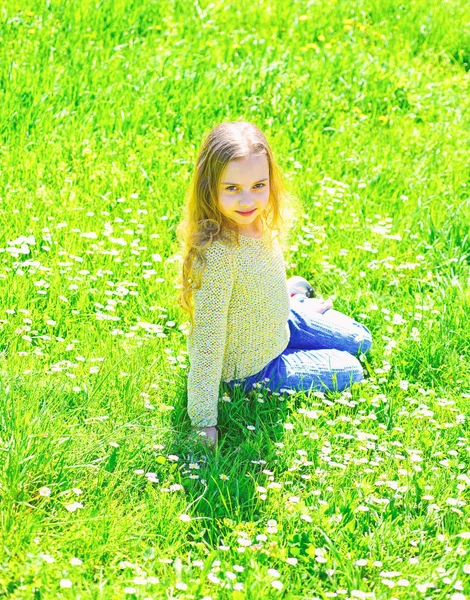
[{"xmin": 287, "ymin": 276, "xmax": 315, "ymax": 298}]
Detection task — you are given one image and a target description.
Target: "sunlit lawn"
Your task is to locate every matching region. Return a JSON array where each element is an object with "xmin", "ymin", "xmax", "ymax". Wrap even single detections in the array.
[{"xmin": 1, "ymin": 0, "xmax": 469, "ymax": 598}]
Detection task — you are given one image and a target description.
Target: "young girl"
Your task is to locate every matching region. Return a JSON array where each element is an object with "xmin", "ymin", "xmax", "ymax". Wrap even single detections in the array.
[{"xmin": 176, "ymin": 121, "xmax": 372, "ymax": 448}]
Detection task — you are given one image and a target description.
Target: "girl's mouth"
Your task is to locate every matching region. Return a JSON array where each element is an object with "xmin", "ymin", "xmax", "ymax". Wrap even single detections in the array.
[{"xmin": 236, "ymin": 209, "xmax": 256, "ymax": 216}]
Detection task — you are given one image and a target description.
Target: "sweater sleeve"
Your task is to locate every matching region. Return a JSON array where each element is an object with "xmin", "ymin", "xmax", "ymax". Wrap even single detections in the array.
[{"xmin": 186, "ymin": 242, "xmax": 234, "ymax": 427}]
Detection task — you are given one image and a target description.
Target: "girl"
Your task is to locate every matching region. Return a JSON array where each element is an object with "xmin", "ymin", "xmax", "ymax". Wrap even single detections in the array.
[{"xmin": 176, "ymin": 121, "xmax": 372, "ymax": 448}]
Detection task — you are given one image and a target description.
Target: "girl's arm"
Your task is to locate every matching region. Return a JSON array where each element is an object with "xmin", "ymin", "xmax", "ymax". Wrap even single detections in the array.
[{"xmin": 187, "ymin": 243, "xmax": 234, "ymax": 431}]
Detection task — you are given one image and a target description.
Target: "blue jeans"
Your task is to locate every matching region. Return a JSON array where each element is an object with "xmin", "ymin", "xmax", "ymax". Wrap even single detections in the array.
[{"xmin": 225, "ymin": 294, "xmax": 372, "ymax": 395}]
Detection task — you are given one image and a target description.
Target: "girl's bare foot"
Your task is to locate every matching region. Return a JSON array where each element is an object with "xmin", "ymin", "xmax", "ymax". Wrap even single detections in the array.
[{"xmin": 308, "ymin": 298, "xmax": 333, "ymax": 313}]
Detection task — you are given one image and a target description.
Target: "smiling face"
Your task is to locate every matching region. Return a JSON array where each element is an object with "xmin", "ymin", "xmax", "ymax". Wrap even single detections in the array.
[{"xmin": 218, "ymin": 153, "xmax": 270, "ymax": 235}]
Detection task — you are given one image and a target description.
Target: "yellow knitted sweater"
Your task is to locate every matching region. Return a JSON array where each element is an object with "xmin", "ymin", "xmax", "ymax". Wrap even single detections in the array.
[{"xmin": 186, "ymin": 224, "xmax": 291, "ymax": 427}]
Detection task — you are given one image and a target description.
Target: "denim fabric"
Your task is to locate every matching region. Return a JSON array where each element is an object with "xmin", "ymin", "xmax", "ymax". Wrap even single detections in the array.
[{"xmin": 225, "ymin": 293, "xmax": 372, "ymax": 396}]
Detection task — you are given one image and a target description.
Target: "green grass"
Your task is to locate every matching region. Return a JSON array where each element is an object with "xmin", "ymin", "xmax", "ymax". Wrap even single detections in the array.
[{"xmin": 1, "ymin": 0, "xmax": 469, "ymax": 598}]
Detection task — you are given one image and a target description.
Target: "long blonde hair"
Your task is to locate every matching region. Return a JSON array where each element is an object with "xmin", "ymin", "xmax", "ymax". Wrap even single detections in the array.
[{"xmin": 175, "ymin": 121, "xmax": 301, "ymax": 333}]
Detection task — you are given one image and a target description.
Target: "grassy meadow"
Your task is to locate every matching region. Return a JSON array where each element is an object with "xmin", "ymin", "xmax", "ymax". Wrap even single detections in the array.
[{"xmin": 1, "ymin": 0, "xmax": 470, "ymax": 598}]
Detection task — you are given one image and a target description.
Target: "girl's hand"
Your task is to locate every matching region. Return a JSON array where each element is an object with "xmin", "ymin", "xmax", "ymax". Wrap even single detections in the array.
[{"xmin": 192, "ymin": 426, "xmax": 218, "ymax": 448}]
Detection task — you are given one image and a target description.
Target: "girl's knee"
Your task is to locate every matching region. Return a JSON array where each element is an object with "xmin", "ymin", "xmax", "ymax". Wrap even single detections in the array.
[
  {"xmin": 334, "ymin": 353, "xmax": 364, "ymax": 390},
  {"xmin": 348, "ymin": 355, "xmax": 364, "ymax": 383},
  {"xmin": 362, "ymin": 324, "xmax": 373, "ymax": 353},
  {"xmin": 352, "ymin": 323, "xmax": 372, "ymax": 355},
  {"xmin": 322, "ymin": 309, "xmax": 372, "ymax": 355}
]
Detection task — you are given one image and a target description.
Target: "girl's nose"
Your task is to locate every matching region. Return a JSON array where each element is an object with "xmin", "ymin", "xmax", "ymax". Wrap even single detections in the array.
[{"xmin": 239, "ymin": 191, "xmax": 255, "ymax": 205}]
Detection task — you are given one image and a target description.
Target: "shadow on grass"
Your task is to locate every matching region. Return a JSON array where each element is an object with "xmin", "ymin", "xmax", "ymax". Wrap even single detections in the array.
[{"xmin": 164, "ymin": 357, "xmax": 375, "ymax": 548}]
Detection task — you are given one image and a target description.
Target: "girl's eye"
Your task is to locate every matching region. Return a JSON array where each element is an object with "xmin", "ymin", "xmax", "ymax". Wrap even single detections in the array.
[{"xmin": 225, "ymin": 183, "xmax": 266, "ymax": 192}]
